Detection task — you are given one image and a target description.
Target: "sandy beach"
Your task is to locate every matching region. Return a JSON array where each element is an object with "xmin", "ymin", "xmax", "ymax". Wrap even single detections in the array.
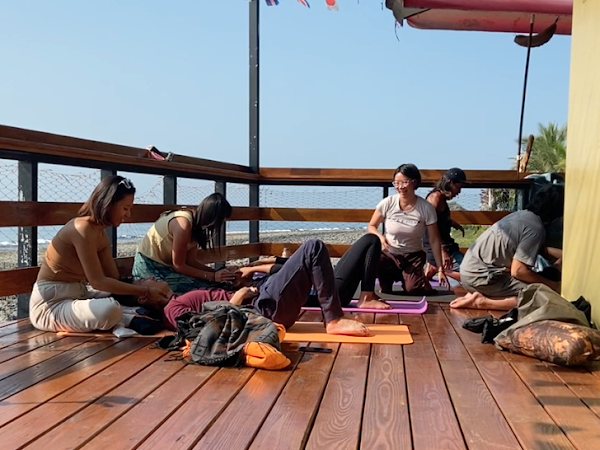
[{"xmin": 0, "ymin": 228, "xmax": 368, "ymax": 322}]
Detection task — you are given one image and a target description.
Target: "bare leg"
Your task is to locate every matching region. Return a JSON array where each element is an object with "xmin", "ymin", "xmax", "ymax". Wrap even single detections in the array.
[
  {"xmin": 326, "ymin": 316, "xmax": 370, "ymax": 336},
  {"xmin": 450, "ymin": 291, "xmax": 518, "ymax": 310}
]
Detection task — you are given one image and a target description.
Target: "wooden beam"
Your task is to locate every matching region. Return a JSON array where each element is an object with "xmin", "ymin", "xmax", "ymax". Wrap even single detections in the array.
[
  {"xmin": 0, "ymin": 244, "xmax": 264, "ymax": 296},
  {"xmin": 257, "ymin": 207, "xmax": 508, "ymax": 226},
  {"xmin": 0, "ymin": 202, "xmax": 260, "ymax": 227},
  {"xmin": 259, "ymin": 168, "xmax": 535, "ymax": 185},
  {"xmin": 0, "ymin": 137, "xmax": 259, "ymax": 182},
  {"xmin": 0, "ymin": 124, "xmax": 252, "ymax": 174}
]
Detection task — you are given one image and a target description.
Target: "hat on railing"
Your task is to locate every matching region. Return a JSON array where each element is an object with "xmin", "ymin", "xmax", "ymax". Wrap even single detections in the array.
[{"xmin": 444, "ymin": 168, "xmax": 469, "ymax": 184}]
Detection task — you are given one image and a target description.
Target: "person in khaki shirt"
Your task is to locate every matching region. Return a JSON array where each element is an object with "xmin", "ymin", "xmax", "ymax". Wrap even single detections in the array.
[{"xmin": 133, "ymin": 193, "xmax": 237, "ymax": 295}]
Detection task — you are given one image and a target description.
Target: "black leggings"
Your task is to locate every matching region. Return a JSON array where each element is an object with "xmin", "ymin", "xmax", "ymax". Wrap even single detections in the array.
[{"xmin": 305, "ymin": 234, "xmax": 381, "ymax": 307}]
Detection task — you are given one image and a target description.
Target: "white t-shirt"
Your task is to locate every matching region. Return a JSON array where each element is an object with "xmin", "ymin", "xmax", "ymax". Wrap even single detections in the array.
[{"xmin": 375, "ymin": 194, "xmax": 437, "ymax": 255}]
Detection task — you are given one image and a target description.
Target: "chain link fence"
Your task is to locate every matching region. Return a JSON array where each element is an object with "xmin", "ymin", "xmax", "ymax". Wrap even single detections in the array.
[{"xmin": 0, "ymin": 160, "xmax": 517, "ymax": 320}]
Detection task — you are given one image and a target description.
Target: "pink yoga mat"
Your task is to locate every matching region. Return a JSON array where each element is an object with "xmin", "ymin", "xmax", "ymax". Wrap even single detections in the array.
[{"xmin": 302, "ymin": 297, "xmax": 428, "ymax": 314}]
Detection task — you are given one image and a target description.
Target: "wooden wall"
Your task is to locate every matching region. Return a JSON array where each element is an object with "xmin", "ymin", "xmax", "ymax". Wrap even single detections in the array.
[{"xmin": 562, "ymin": 0, "xmax": 600, "ymax": 326}]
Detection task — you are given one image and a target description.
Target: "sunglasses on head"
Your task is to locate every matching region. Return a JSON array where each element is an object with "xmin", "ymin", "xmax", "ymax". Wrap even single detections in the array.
[{"xmin": 118, "ymin": 178, "xmax": 133, "ymax": 189}]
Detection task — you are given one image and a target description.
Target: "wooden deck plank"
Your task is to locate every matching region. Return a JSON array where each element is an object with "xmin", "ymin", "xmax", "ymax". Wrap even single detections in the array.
[
  {"xmin": 0, "ymin": 328, "xmax": 47, "ymax": 350},
  {"xmin": 194, "ymin": 351, "xmax": 304, "ymax": 450},
  {"xmin": 23, "ymin": 355, "xmax": 186, "ymax": 450},
  {"xmin": 361, "ymin": 313, "xmax": 412, "ymax": 450},
  {"xmin": 0, "ymin": 343, "xmax": 165, "ymax": 449},
  {"xmin": 0, "ymin": 338, "xmax": 114, "ymax": 400},
  {"xmin": 0, "ymin": 320, "xmax": 35, "ymax": 338},
  {"xmin": 79, "ymin": 364, "xmax": 217, "ymax": 450},
  {"xmin": 548, "ymin": 364, "xmax": 600, "ymax": 420},
  {"xmin": 509, "ymin": 360, "xmax": 600, "ymax": 450},
  {"xmin": 0, "ymin": 338, "xmax": 149, "ymax": 428},
  {"xmin": 0, "ymin": 332, "xmax": 64, "ymax": 364},
  {"xmin": 305, "ymin": 343, "xmax": 370, "ymax": 450},
  {"xmin": 248, "ymin": 345, "xmax": 339, "ymax": 450},
  {"xmin": 423, "ymin": 304, "xmax": 522, "ymax": 450},
  {"xmin": 0, "ymin": 318, "xmax": 28, "ymax": 328},
  {"xmin": 402, "ymin": 312, "xmax": 467, "ymax": 450},
  {"xmin": 442, "ymin": 307, "xmax": 577, "ymax": 450},
  {"xmin": 134, "ymin": 367, "xmax": 255, "ymax": 450}
]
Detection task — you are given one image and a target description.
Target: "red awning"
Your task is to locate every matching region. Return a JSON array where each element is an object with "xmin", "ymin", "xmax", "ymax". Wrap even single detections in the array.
[{"xmin": 387, "ymin": 0, "xmax": 572, "ymax": 35}]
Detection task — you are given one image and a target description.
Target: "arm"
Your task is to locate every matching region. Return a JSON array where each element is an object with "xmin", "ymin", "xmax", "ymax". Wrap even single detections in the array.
[
  {"xmin": 72, "ymin": 222, "xmax": 155, "ymax": 298},
  {"xmin": 510, "ymin": 259, "xmax": 560, "ymax": 292},
  {"xmin": 450, "ymin": 218, "xmax": 465, "ymax": 236},
  {"xmin": 229, "ymin": 286, "xmax": 259, "ymax": 306},
  {"xmin": 97, "ymin": 239, "xmax": 120, "ymax": 279},
  {"xmin": 426, "ymin": 224, "xmax": 449, "ymax": 287},
  {"xmin": 426, "ymin": 191, "xmax": 445, "ymax": 212},
  {"xmin": 185, "ymin": 247, "xmax": 217, "ymax": 272},
  {"xmin": 367, "ymin": 210, "xmax": 388, "ymax": 250},
  {"xmin": 169, "ymin": 216, "xmax": 218, "ymax": 281}
]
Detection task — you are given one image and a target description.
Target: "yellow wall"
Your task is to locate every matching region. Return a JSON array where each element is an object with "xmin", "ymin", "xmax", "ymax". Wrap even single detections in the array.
[{"xmin": 563, "ymin": 0, "xmax": 600, "ymax": 325}]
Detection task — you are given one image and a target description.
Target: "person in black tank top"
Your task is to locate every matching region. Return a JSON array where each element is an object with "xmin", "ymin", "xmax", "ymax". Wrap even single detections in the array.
[{"xmin": 423, "ymin": 168, "xmax": 468, "ymax": 282}]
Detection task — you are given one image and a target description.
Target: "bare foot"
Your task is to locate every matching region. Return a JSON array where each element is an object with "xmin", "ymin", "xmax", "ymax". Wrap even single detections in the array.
[
  {"xmin": 357, "ymin": 292, "xmax": 391, "ymax": 310},
  {"xmin": 326, "ymin": 317, "xmax": 371, "ymax": 337},
  {"xmin": 450, "ymin": 292, "xmax": 483, "ymax": 309}
]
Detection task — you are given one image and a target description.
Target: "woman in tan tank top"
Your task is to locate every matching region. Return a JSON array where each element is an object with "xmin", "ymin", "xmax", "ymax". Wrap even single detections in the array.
[
  {"xmin": 30, "ymin": 176, "xmax": 170, "ymax": 332},
  {"xmin": 132, "ymin": 193, "xmax": 237, "ymax": 295}
]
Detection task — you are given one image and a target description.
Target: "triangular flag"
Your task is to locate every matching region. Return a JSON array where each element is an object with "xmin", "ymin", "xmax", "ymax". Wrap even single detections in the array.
[{"xmin": 297, "ymin": 0, "xmax": 311, "ymax": 7}]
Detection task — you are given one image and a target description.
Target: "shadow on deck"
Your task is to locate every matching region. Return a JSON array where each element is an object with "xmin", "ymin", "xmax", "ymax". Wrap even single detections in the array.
[{"xmin": 0, "ymin": 303, "xmax": 599, "ymax": 450}]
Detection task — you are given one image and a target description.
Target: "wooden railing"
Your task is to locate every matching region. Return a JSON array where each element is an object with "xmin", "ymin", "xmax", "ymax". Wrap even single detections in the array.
[{"xmin": 0, "ymin": 124, "xmax": 528, "ymax": 315}]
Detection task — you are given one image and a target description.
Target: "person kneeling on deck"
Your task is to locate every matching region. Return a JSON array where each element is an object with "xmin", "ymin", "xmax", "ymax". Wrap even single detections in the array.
[
  {"xmin": 29, "ymin": 176, "xmax": 170, "ymax": 333},
  {"xmin": 136, "ymin": 239, "xmax": 370, "ymax": 336},
  {"xmin": 450, "ymin": 184, "xmax": 564, "ymax": 311}
]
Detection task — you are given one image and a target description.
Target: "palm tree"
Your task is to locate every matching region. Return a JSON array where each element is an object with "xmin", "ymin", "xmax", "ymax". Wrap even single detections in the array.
[
  {"xmin": 481, "ymin": 122, "xmax": 566, "ymax": 212},
  {"xmin": 519, "ymin": 122, "xmax": 567, "ymax": 173}
]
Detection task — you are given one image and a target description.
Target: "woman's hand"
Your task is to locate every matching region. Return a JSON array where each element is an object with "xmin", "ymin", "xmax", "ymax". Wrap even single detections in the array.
[
  {"xmin": 442, "ymin": 250, "xmax": 453, "ymax": 271},
  {"xmin": 214, "ymin": 268, "xmax": 237, "ymax": 282},
  {"xmin": 249, "ymin": 256, "xmax": 277, "ymax": 266},
  {"xmin": 437, "ymin": 269, "xmax": 450, "ymax": 289},
  {"xmin": 380, "ymin": 237, "xmax": 390, "ymax": 253},
  {"xmin": 139, "ymin": 286, "xmax": 170, "ymax": 306},
  {"xmin": 453, "ymin": 222, "xmax": 465, "ymax": 237}
]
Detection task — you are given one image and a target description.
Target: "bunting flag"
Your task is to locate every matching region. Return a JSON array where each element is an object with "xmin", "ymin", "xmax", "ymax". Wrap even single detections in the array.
[
  {"xmin": 325, "ymin": 0, "xmax": 339, "ymax": 11},
  {"xmin": 297, "ymin": 0, "xmax": 310, "ymax": 7},
  {"xmin": 265, "ymin": 0, "xmax": 279, "ymax": 6}
]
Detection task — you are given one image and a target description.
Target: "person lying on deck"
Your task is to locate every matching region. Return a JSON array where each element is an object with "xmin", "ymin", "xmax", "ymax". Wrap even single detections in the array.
[
  {"xmin": 450, "ymin": 184, "xmax": 564, "ymax": 311},
  {"xmin": 132, "ymin": 193, "xmax": 237, "ymax": 295},
  {"xmin": 245, "ymin": 234, "xmax": 389, "ymax": 310},
  {"xmin": 134, "ymin": 239, "xmax": 370, "ymax": 336},
  {"xmin": 423, "ymin": 168, "xmax": 468, "ymax": 282},
  {"xmin": 29, "ymin": 176, "xmax": 170, "ymax": 333},
  {"xmin": 367, "ymin": 163, "xmax": 449, "ymax": 296}
]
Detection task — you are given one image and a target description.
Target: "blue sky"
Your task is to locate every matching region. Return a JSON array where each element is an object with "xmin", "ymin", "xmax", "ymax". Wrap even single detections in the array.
[{"xmin": 0, "ymin": 1, "xmax": 571, "ymax": 174}]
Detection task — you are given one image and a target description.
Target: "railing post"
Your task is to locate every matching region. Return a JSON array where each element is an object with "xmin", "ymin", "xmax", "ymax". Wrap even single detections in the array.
[
  {"xmin": 214, "ymin": 181, "xmax": 227, "ymax": 269},
  {"xmin": 163, "ymin": 175, "xmax": 177, "ymax": 205},
  {"xmin": 249, "ymin": 0, "xmax": 260, "ymax": 249},
  {"xmin": 17, "ymin": 159, "xmax": 38, "ymax": 318},
  {"xmin": 101, "ymin": 169, "xmax": 117, "ymax": 258}
]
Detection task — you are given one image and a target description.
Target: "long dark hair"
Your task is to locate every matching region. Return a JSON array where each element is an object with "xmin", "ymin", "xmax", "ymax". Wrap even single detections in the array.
[
  {"xmin": 393, "ymin": 163, "xmax": 421, "ymax": 188},
  {"xmin": 78, "ymin": 175, "xmax": 136, "ymax": 226},
  {"xmin": 191, "ymin": 193, "xmax": 232, "ymax": 250},
  {"xmin": 431, "ymin": 176, "xmax": 454, "ymax": 197},
  {"xmin": 525, "ymin": 184, "xmax": 564, "ymax": 224}
]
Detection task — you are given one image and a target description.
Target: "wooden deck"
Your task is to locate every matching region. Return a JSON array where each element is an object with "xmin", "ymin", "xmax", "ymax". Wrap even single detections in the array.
[{"xmin": 1, "ymin": 304, "xmax": 600, "ymax": 450}]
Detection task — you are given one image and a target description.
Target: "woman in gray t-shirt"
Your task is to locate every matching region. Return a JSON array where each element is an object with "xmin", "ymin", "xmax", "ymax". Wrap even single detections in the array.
[{"xmin": 368, "ymin": 164, "xmax": 449, "ymax": 295}]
